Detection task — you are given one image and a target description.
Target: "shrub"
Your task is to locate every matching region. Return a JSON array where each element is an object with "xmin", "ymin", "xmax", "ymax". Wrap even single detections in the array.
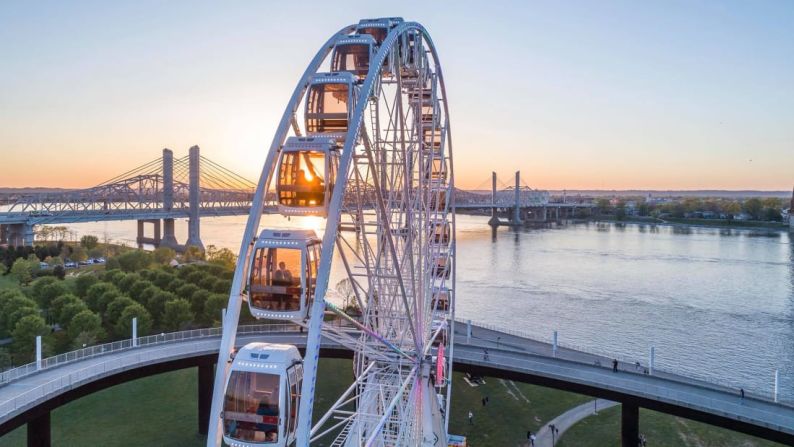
[{"xmin": 12, "ymin": 315, "xmax": 50, "ymax": 362}]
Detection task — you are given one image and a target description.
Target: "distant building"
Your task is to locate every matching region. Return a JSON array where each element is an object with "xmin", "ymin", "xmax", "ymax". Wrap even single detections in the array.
[{"xmin": 733, "ymin": 212, "xmax": 753, "ymax": 221}]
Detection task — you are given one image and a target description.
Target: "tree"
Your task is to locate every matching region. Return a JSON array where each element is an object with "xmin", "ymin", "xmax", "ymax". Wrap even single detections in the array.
[
  {"xmin": 80, "ymin": 235, "xmax": 99, "ymax": 250},
  {"xmin": 153, "ymin": 247, "xmax": 177, "ymax": 265},
  {"xmin": 203, "ymin": 293, "xmax": 228, "ymax": 326},
  {"xmin": 147, "ymin": 290, "xmax": 177, "ymax": 325},
  {"xmin": 596, "ymin": 198, "xmax": 611, "ymax": 215},
  {"xmin": 70, "ymin": 245, "xmax": 88, "ymax": 263},
  {"xmin": 0, "ymin": 291, "xmax": 40, "ymax": 337},
  {"xmin": 68, "ymin": 310, "xmax": 105, "ymax": 341},
  {"xmin": 190, "ymin": 289, "xmax": 212, "ymax": 317},
  {"xmin": 0, "ymin": 347, "xmax": 12, "ymax": 370},
  {"xmin": 176, "ymin": 283, "xmax": 201, "ymax": 302},
  {"xmin": 50, "ymin": 293, "xmax": 83, "ymax": 325},
  {"xmin": 11, "ymin": 257, "xmax": 36, "ymax": 285},
  {"xmin": 115, "ymin": 303, "xmax": 153, "ymax": 338},
  {"xmin": 115, "ymin": 250, "xmax": 152, "ymax": 272},
  {"xmin": 30, "ymin": 276, "xmax": 59, "ymax": 302},
  {"xmin": 152, "ymin": 270, "xmax": 177, "ymax": 290},
  {"xmin": 163, "ymin": 298, "xmax": 194, "ymax": 331},
  {"xmin": 87, "ymin": 248, "xmax": 104, "ymax": 259},
  {"xmin": 182, "ymin": 246, "xmax": 205, "ymax": 263},
  {"xmin": 105, "ymin": 257, "xmax": 121, "ymax": 270},
  {"xmin": 105, "ymin": 296, "xmax": 137, "ymax": 324},
  {"xmin": 74, "ymin": 274, "xmax": 99, "ymax": 297},
  {"xmin": 137, "ymin": 285, "xmax": 160, "ymax": 306},
  {"xmin": 117, "ymin": 273, "xmax": 142, "ymax": 294},
  {"xmin": 60, "ymin": 302, "xmax": 89, "ymax": 329},
  {"xmin": 128, "ymin": 279, "xmax": 154, "ymax": 302},
  {"xmin": 12, "ymin": 315, "xmax": 50, "ymax": 362},
  {"xmin": 37, "ymin": 282, "xmax": 70, "ymax": 310},
  {"xmin": 85, "ymin": 282, "xmax": 118, "ymax": 313},
  {"xmin": 207, "ymin": 245, "xmax": 236, "ymax": 270},
  {"xmin": 53, "ymin": 264, "xmax": 66, "ymax": 280},
  {"xmin": 743, "ymin": 198, "xmax": 764, "ymax": 220}
]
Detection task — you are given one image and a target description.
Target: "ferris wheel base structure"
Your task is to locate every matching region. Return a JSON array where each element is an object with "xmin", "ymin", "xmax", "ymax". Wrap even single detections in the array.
[{"xmin": 207, "ymin": 17, "xmax": 457, "ymax": 447}]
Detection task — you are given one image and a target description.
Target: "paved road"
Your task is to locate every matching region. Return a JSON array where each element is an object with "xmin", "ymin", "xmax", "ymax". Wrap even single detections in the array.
[{"xmin": 533, "ymin": 399, "xmax": 619, "ymax": 446}]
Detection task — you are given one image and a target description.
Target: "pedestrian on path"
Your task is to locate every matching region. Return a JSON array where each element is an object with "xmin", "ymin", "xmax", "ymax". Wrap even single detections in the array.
[
  {"xmin": 530, "ymin": 432, "xmax": 536, "ymax": 446},
  {"xmin": 612, "ymin": 359, "xmax": 618, "ymax": 372},
  {"xmin": 483, "ymin": 348, "xmax": 490, "ymax": 361},
  {"xmin": 740, "ymin": 388, "xmax": 745, "ymax": 400},
  {"xmin": 468, "ymin": 410, "xmax": 474, "ymax": 425},
  {"xmin": 481, "ymin": 397, "xmax": 486, "ymax": 407}
]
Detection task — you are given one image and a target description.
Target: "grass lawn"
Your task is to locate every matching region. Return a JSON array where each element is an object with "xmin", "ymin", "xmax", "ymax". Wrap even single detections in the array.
[
  {"xmin": 557, "ymin": 405, "xmax": 785, "ymax": 447},
  {"xmin": 0, "ymin": 360, "xmax": 592, "ymax": 447}
]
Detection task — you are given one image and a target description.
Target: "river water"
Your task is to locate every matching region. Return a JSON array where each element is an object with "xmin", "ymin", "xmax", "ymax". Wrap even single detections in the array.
[{"xmin": 61, "ymin": 215, "xmax": 794, "ymax": 399}]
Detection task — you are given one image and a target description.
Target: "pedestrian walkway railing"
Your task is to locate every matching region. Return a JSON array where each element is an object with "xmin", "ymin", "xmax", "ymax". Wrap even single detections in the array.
[
  {"xmin": 454, "ymin": 317, "xmax": 793, "ymax": 407},
  {"xmin": 0, "ymin": 323, "xmax": 301, "ymax": 389}
]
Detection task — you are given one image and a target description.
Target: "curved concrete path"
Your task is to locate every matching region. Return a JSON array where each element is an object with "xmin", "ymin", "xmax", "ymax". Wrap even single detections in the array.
[{"xmin": 534, "ymin": 399, "xmax": 618, "ymax": 446}]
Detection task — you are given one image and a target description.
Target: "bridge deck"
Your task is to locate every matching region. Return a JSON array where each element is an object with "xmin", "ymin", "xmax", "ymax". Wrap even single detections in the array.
[{"xmin": 1, "ymin": 323, "xmax": 792, "ymax": 442}]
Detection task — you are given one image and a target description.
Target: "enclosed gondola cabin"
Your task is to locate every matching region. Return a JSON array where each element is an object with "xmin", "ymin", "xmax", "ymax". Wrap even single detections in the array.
[
  {"xmin": 355, "ymin": 17, "xmax": 403, "ymax": 45},
  {"xmin": 276, "ymin": 136, "xmax": 339, "ymax": 216},
  {"xmin": 423, "ymin": 151, "xmax": 446, "ymax": 184},
  {"xmin": 305, "ymin": 72, "xmax": 356, "ymax": 143},
  {"xmin": 399, "ymin": 30, "xmax": 425, "ymax": 81},
  {"xmin": 432, "ymin": 253, "xmax": 451, "ymax": 279},
  {"xmin": 430, "ymin": 221, "xmax": 451, "ymax": 245},
  {"xmin": 222, "ymin": 343, "xmax": 303, "ymax": 447},
  {"xmin": 247, "ymin": 229, "xmax": 321, "ymax": 320},
  {"xmin": 432, "ymin": 286, "xmax": 451, "ymax": 311},
  {"xmin": 331, "ymin": 35, "xmax": 375, "ymax": 79}
]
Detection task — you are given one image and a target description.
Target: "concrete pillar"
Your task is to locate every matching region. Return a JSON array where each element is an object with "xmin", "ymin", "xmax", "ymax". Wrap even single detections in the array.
[
  {"xmin": 621, "ymin": 403, "xmax": 640, "ymax": 447},
  {"xmin": 22, "ymin": 224, "xmax": 35, "ymax": 246},
  {"xmin": 775, "ymin": 369, "xmax": 779, "ymax": 403},
  {"xmin": 132, "ymin": 317, "xmax": 138, "ymax": 347},
  {"xmin": 198, "ymin": 361, "xmax": 214, "ymax": 435},
  {"xmin": 488, "ymin": 171, "xmax": 499, "ymax": 226},
  {"xmin": 27, "ymin": 411, "xmax": 50, "ymax": 447},
  {"xmin": 186, "ymin": 145, "xmax": 204, "ymax": 251},
  {"xmin": 649, "ymin": 346, "xmax": 655, "ymax": 375},
  {"xmin": 466, "ymin": 320, "xmax": 472, "ymax": 343},
  {"xmin": 512, "ymin": 171, "xmax": 523, "ymax": 226},
  {"xmin": 161, "ymin": 148, "xmax": 179, "ymax": 249},
  {"xmin": 552, "ymin": 331, "xmax": 558, "ymax": 357},
  {"xmin": 35, "ymin": 336, "xmax": 42, "ymax": 370}
]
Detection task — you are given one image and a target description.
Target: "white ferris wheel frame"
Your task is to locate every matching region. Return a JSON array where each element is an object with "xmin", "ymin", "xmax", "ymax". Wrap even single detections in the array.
[{"xmin": 206, "ymin": 20, "xmax": 455, "ymax": 447}]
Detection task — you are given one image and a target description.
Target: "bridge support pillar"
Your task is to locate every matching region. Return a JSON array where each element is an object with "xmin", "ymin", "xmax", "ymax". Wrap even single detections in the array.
[
  {"xmin": 160, "ymin": 219, "xmax": 179, "ymax": 249},
  {"xmin": 186, "ymin": 145, "xmax": 204, "ymax": 252},
  {"xmin": 27, "ymin": 411, "xmax": 50, "ymax": 447},
  {"xmin": 621, "ymin": 403, "xmax": 640, "ymax": 447},
  {"xmin": 7, "ymin": 223, "xmax": 34, "ymax": 247},
  {"xmin": 198, "ymin": 360, "xmax": 214, "ymax": 435},
  {"xmin": 136, "ymin": 219, "xmax": 161, "ymax": 248},
  {"xmin": 511, "ymin": 171, "xmax": 523, "ymax": 226}
]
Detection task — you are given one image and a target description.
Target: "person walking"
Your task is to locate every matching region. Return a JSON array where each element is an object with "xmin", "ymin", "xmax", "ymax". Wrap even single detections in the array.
[
  {"xmin": 612, "ymin": 359, "xmax": 619, "ymax": 372},
  {"xmin": 740, "ymin": 388, "xmax": 745, "ymax": 400},
  {"xmin": 530, "ymin": 432, "xmax": 536, "ymax": 447},
  {"xmin": 468, "ymin": 410, "xmax": 474, "ymax": 425},
  {"xmin": 481, "ymin": 397, "xmax": 486, "ymax": 407}
]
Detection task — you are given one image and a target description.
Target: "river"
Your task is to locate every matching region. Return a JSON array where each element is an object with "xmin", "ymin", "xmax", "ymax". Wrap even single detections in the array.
[{"xmin": 59, "ymin": 214, "xmax": 794, "ymax": 399}]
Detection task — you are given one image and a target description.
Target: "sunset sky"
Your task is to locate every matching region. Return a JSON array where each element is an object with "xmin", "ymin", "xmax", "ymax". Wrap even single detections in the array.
[{"xmin": 1, "ymin": 1, "xmax": 792, "ymax": 190}]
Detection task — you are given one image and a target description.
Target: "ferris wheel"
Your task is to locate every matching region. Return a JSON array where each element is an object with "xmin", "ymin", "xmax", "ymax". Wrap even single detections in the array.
[{"xmin": 207, "ymin": 17, "xmax": 455, "ymax": 447}]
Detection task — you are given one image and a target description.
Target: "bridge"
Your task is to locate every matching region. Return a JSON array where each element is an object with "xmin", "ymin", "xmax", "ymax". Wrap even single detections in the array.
[
  {"xmin": 455, "ymin": 171, "xmax": 596, "ymax": 226},
  {"xmin": 1, "ymin": 321, "xmax": 792, "ymax": 447},
  {"xmin": 0, "ymin": 147, "xmax": 256, "ymax": 249}
]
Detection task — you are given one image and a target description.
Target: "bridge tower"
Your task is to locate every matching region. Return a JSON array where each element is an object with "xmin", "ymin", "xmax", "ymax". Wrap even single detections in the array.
[
  {"xmin": 160, "ymin": 148, "xmax": 180, "ymax": 249},
  {"xmin": 488, "ymin": 171, "xmax": 500, "ymax": 226},
  {"xmin": 512, "ymin": 170, "xmax": 524, "ymax": 226},
  {"xmin": 185, "ymin": 145, "xmax": 204, "ymax": 251}
]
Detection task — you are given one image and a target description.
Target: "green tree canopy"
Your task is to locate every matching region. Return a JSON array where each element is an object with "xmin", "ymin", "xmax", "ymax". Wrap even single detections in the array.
[
  {"xmin": 190, "ymin": 289, "xmax": 212, "ymax": 318},
  {"xmin": 203, "ymin": 293, "xmax": 227, "ymax": 327},
  {"xmin": 80, "ymin": 235, "xmax": 99, "ymax": 250},
  {"xmin": 10, "ymin": 257, "xmax": 37, "ymax": 285},
  {"xmin": 105, "ymin": 296, "xmax": 137, "ymax": 324},
  {"xmin": 147, "ymin": 290, "xmax": 177, "ymax": 325},
  {"xmin": 117, "ymin": 273, "xmax": 142, "ymax": 294},
  {"xmin": 12, "ymin": 315, "xmax": 50, "ymax": 362},
  {"xmin": 30, "ymin": 276, "xmax": 59, "ymax": 301},
  {"xmin": 162, "ymin": 298, "xmax": 194, "ymax": 331},
  {"xmin": 115, "ymin": 303, "xmax": 153, "ymax": 338},
  {"xmin": 85, "ymin": 282, "xmax": 118, "ymax": 313},
  {"xmin": 60, "ymin": 301, "xmax": 90, "ymax": 329},
  {"xmin": 115, "ymin": 250, "xmax": 153, "ymax": 272},
  {"xmin": 207, "ymin": 245, "xmax": 236, "ymax": 270},
  {"xmin": 68, "ymin": 310, "xmax": 105, "ymax": 341},
  {"xmin": 37, "ymin": 282, "xmax": 70, "ymax": 310},
  {"xmin": 153, "ymin": 247, "xmax": 177, "ymax": 265},
  {"xmin": 74, "ymin": 274, "xmax": 99, "ymax": 297},
  {"xmin": 176, "ymin": 283, "xmax": 200, "ymax": 302},
  {"xmin": 50, "ymin": 293, "xmax": 83, "ymax": 325},
  {"xmin": 182, "ymin": 246, "xmax": 205, "ymax": 263}
]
